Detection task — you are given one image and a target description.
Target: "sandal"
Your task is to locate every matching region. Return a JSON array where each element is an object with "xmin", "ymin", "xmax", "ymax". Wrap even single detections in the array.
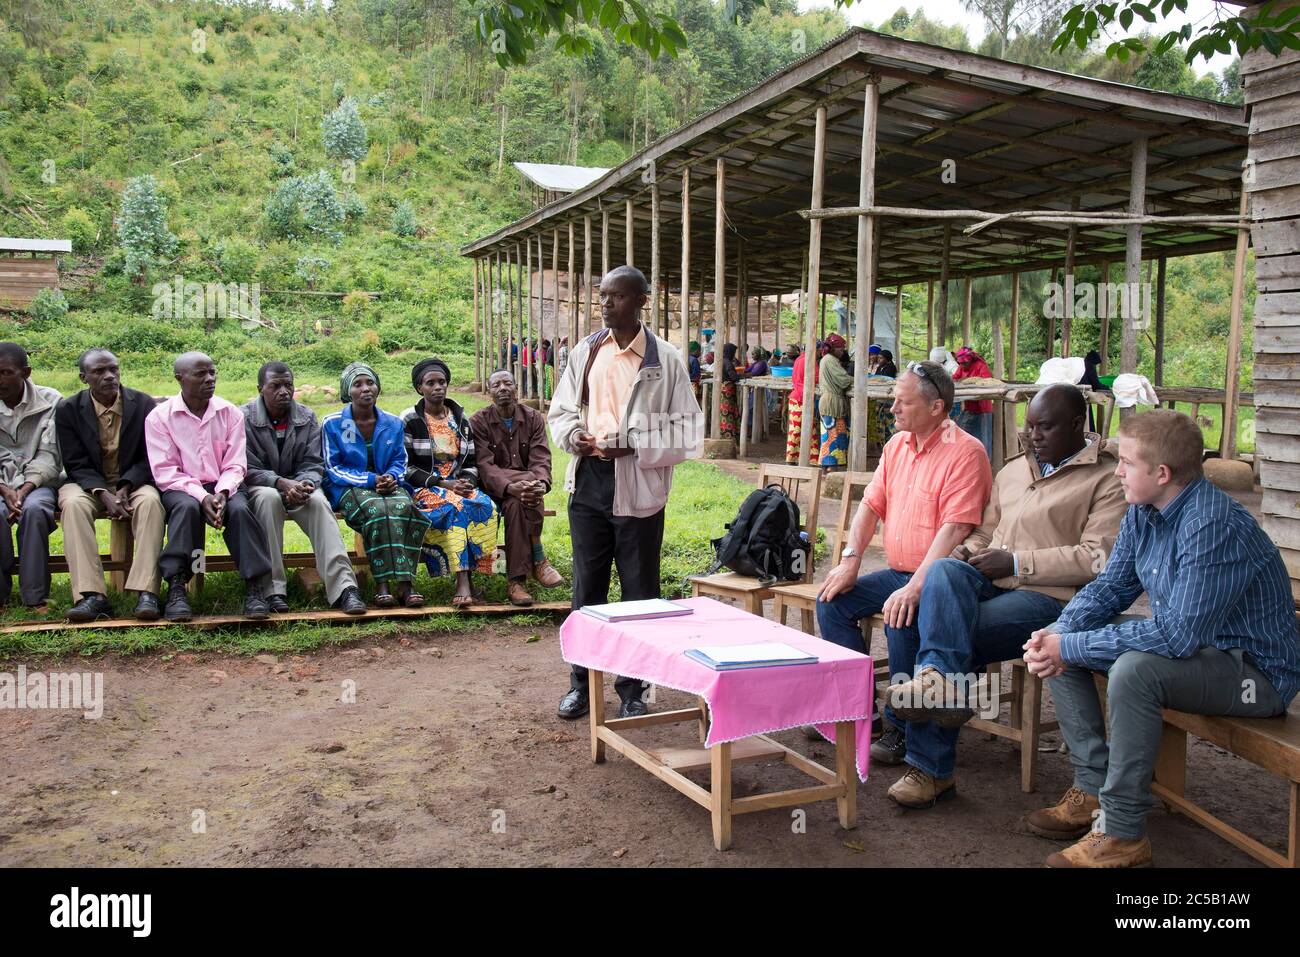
[
  {"xmin": 374, "ymin": 589, "xmax": 397, "ymax": 609},
  {"xmin": 393, "ymin": 583, "xmax": 425, "ymax": 608},
  {"xmin": 450, "ymin": 594, "xmax": 474, "ymax": 609}
]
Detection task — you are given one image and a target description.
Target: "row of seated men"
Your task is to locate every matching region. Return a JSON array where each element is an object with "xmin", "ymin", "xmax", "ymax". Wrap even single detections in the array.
[
  {"xmin": 0, "ymin": 342, "xmax": 562, "ymax": 623},
  {"xmin": 809, "ymin": 362, "xmax": 1300, "ymax": 868}
]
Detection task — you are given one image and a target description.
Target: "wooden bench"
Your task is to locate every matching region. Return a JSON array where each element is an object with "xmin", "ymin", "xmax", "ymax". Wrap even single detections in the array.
[
  {"xmin": 44, "ymin": 508, "xmax": 557, "ymax": 593},
  {"xmin": 1151, "ymin": 699, "xmax": 1300, "ymax": 868}
]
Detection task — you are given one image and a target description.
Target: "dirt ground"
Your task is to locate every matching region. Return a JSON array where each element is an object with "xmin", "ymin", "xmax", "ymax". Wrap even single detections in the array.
[{"xmin": 0, "ymin": 448, "xmax": 1289, "ymax": 868}]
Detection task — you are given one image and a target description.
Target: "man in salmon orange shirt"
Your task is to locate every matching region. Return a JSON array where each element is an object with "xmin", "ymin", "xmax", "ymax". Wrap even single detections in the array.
[{"xmin": 815, "ymin": 360, "xmax": 991, "ymax": 782}]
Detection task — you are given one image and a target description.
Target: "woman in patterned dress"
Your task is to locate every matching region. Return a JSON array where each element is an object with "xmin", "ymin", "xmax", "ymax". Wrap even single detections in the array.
[
  {"xmin": 719, "ymin": 342, "xmax": 742, "ymax": 441},
  {"xmin": 401, "ymin": 357, "xmax": 500, "ymax": 608},
  {"xmin": 323, "ymin": 361, "xmax": 429, "ymax": 608},
  {"xmin": 817, "ymin": 334, "xmax": 852, "ymax": 471},
  {"xmin": 785, "ymin": 344, "xmax": 820, "ymax": 464}
]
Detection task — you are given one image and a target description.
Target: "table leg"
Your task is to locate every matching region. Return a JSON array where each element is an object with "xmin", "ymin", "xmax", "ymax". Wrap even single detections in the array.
[
  {"xmin": 835, "ymin": 720, "xmax": 857, "ymax": 830},
  {"xmin": 710, "ymin": 740, "xmax": 732, "ymax": 851},
  {"xmin": 589, "ymin": 669, "xmax": 606, "ymax": 764},
  {"xmin": 739, "ymin": 385, "xmax": 750, "ymax": 458}
]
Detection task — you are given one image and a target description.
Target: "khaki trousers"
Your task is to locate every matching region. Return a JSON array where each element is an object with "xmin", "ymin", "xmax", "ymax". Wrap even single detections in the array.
[{"xmin": 58, "ymin": 482, "xmax": 164, "ymax": 597}]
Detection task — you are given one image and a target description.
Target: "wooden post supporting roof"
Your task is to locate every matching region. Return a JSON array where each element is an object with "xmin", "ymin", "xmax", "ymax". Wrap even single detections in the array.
[
  {"xmin": 681, "ymin": 168, "xmax": 691, "ymax": 359},
  {"xmin": 850, "ymin": 79, "xmax": 880, "ymax": 473},
  {"xmin": 601, "ymin": 209, "xmax": 610, "ymax": 281},
  {"xmin": 938, "ymin": 224, "xmax": 951, "ymax": 347},
  {"xmin": 626, "ymin": 198, "xmax": 634, "ymax": 268},
  {"xmin": 651, "ymin": 181, "xmax": 661, "ymax": 346},
  {"xmin": 473, "ymin": 257, "xmax": 481, "ymax": 388},
  {"xmin": 711, "ymin": 157, "xmax": 727, "ymax": 444},
  {"xmin": 1062, "ymin": 196, "xmax": 1078, "ymax": 358},
  {"xmin": 1099, "ymin": 259, "xmax": 1110, "ymax": 375},
  {"xmin": 962, "ymin": 276, "xmax": 972, "ymax": 346},
  {"xmin": 526, "ymin": 238, "xmax": 534, "ymax": 397},
  {"xmin": 567, "ymin": 222, "xmax": 577, "ymax": 348},
  {"xmin": 1120, "ymin": 136, "xmax": 1147, "ymax": 421},
  {"xmin": 799, "ymin": 105, "xmax": 827, "ymax": 467},
  {"xmin": 583, "ymin": 216, "xmax": 593, "ymax": 339},
  {"xmin": 926, "ymin": 280, "xmax": 934, "ymax": 353},
  {"xmin": 1009, "ymin": 271, "xmax": 1020, "ymax": 380},
  {"xmin": 1154, "ymin": 256, "xmax": 1167, "ymax": 387},
  {"xmin": 1221, "ymin": 180, "xmax": 1250, "ymax": 459}
]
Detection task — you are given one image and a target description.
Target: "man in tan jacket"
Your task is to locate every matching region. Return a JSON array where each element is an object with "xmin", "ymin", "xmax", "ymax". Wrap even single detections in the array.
[{"xmin": 881, "ymin": 384, "xmax": 1127, "ymax": 808}]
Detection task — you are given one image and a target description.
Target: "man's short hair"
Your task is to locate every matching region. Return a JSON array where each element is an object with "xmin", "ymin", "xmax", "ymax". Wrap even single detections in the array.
[
  {"xmin": 605, "ymin": 264, "xmax": 649, "ymax": 295},
  {"xmin": 77, "ymin": 348, "xmax": 115, "ymax": 373},
  {"xmin": 257, "ymin": 361, "xmax": 293, "ymax": 388},
  {"xmin": 0, "ymin": 342, "xmax": 29, "ymax": 369},
  {"xmin": 907, "ymin": 360, "xmax": 955, "ymax": 412},
  {"xmin": 1119, "ymin": 409, "xmax": 1204, "ymax": 484}
]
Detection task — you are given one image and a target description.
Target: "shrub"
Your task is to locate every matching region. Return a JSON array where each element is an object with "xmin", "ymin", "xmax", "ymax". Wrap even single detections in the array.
[
  {"xmin": 28, "ymin": 287, "xmax": 69, "ymax": 322},
  {"xmin": 341, "ymin": 190, "xmax": 366, "ymax": 225},
  {"xmin": 116, "ymin": 174, "xmax": 178, "ymax": 278},
  {"xmin": 62, "ymin": 207, "xmax": 98, "ymax": 252},
  {"xmin": 322, "ymin": 96, "xmax": 367, "ymax": 162},
  {"xmin": 341, "ymin": 290, "xmax": 371, "ymax": 319},
  {"xmin": 391, "ymin": 200, "xmax": 417, "ymax": 237},
  {"xmin": 263, "ymin": 170, "xmax": 344, "ymax": 242},
  {"xmin": 215, "ymin": 236, "xmax": 260, "ymax": 283},
  {"xmin": 268, "ymin": 142, "xmax": 295, "ymax": 177}
]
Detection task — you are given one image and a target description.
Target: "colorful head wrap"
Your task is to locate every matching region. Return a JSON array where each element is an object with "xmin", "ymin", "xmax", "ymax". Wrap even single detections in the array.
[{"xmin": 340, "ymin": 361, "xmax": 380, "ymax": 396}]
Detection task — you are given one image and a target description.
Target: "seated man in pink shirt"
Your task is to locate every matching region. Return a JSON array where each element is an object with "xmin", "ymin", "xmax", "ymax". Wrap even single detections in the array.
[
  {"xmin": 145, "ymin": 352, "xmax": 274, "ymax": 622},
  {"xmin": 816, "ymin": 360, "xmax": 992, "ymax": 806}
]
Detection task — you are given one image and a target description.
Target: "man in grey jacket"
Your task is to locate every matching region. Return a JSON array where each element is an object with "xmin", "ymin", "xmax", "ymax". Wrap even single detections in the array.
[
  {"xmin": 548, "ymin": 266, "xmax": 703, "ymax": 720},
  {"xmin": 242, "ymin": 361, "xmax": 366, "ymax": 615},
  {"xmin": 0, "ymin": 342, "xmax": 62, "ymax": 609}
]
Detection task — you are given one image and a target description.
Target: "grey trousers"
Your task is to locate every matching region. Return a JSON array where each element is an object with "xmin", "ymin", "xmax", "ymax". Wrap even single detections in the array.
[
  {"xmin": 0, "ymin": 485, "xmax": 56, "ymax": 606},
  {"xmin": 246, "ymin": 486, "xmax": 357, "ymax": 603},
  {"xmin": 1048, "ymin": 646, "xmax": 1285, "ymax": 839}
]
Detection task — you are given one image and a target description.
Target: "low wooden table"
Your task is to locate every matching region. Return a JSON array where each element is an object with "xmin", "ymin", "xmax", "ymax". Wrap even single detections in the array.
[{"xmin": 586, "ymin": 669, "xmax": 857, "ymax": 850}]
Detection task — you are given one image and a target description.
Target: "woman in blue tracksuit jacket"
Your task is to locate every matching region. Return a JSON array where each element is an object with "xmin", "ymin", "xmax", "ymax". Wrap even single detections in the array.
[{"xmin": 322, "ymin": 361, "xmax": 429, "ymax": 608}]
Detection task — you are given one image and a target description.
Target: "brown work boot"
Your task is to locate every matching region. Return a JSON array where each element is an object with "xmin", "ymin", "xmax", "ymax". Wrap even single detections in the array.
[
  {"xmin": 886, "ymin": 667, "xmax": 975, "ymax": 728},
  {"xmin": 507, "ymin": 581, "xmax": 534, "ymax": 607},
  {"xmin": 887, "ymin": 766, "xmax": 956, "ymax": 809},
  {"xmin": 532, "ymin": 559, "xmax": 564, "ymax": 588},
  {"xmin": 1025, "ymin": 786, "xmax": 1100, "ymax": 840},
  {"xmin": 1046, "ymin": 831, "xmax": 1153, "ymax": 868}
]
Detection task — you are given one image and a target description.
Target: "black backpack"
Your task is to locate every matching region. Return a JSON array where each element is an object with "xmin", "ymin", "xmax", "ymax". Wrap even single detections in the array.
[{"xmin": 702, "ymin": 484, "xmax": 810, "ymax": 587}]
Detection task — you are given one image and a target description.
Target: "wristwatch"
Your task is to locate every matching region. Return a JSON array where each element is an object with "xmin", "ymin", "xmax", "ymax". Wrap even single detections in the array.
[{"xmin": 841, "ymin": 546, "xmax": 859, "ymax": 559}]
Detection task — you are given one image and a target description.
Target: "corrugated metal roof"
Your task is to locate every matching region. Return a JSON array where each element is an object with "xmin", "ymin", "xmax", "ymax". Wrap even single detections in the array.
[
  {"xmin": 0, "ymin": 238, "xmax": 72, "ymax": 253},
  {"xmin": 514, "ymin": 163, "xmax": 611, "ymax": 192}
]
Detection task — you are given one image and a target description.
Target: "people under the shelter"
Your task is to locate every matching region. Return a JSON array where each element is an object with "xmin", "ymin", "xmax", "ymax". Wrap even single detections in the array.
[
  {"xmin": 57, "ymin": 348, "xmax": 165, "ymax": 622},
  {"xmin": 0, "ymin": 343, "xmax": 62, "ymax": 611},
  {"xmin": 241, "ymin": 361, "xmax": 367, "ymax": 616},
  {"xmin": 323, "ymin": 361, "xmax": 428, "ymax": 609},
  {"xmin": 556, "ymin": 336, "xmax": 570, "ymax": 384},
  {"xmin": 815, "ymin": 360, "xmax": 991, "ymax": 747},
  {"xmin": 877, "ymin": 350, "xmax": 897, "ymax": 378},
  {"xmin": 880, "ymin": 384, "xmax": 1127, "ymax": 808},
  {"xmin": 785, "ymin": 343, "xmax": 819, "ymax": 465},
  {"xmin": 145, "ymin": 351, "xmax": 274, "ymax": 622},
  {"xmin": 470, "ymin": 369, "xmax": 563, "ymax": 607},
  {"xmin": 402, "ymin": 357, "xmax": 499, "ymax": 608},
  {"xmin": 687, "ymin": 341, "xmax": 702, "ymax": 404},
  {"xmin": 1023, "ymin": 409, "xmax": 1300, "ymax": 868},
  {"xmin": 549, "ymin": 265, "xmax": 702, "ymax": 721},
  {"xmin": 1081, "ymin": 348, "xmax": 1104, "ymax": 432},
  {"xmin": 817, "ymin": 333, "xmax": 853, "ymax": 472},
  {"xmin": 952, "ymin": 345, "xmax": 995, "ymax": 459},
  {"xmin": 718, "ymin": 342, "xmax": 743, "ymax": 442},
  {"xmin": 746, "ymin": 347, "xmax": 769, "ymax": 378}
]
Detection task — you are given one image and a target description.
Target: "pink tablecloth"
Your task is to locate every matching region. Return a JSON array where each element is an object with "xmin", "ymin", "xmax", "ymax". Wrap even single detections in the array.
[{"xmin": 559, "ymin": 596, "xmax": 873, "ymax": 781}]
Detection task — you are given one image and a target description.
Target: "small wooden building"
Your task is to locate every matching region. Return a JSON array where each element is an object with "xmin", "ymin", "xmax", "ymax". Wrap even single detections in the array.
[{"xmin": 0, "ymin": 238, "xmax": 71, "ymax": 311}]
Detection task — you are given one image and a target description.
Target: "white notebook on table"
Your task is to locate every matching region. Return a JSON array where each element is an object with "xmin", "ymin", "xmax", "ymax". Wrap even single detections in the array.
[
  {"xmin": 579, "ymin": 599, "xmax": 694, "ymax": 623},
  {"xmin": 685, "ymin": 642, "xmax": 818, "ymax": 671}
]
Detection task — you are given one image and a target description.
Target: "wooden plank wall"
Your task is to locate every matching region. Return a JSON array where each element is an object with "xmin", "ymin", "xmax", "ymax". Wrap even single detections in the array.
[
  {"xmin": 0, "ymin": 256, "xmax": 59, "ymax": 309},
  {"xmin": 1244, "ymin": 27, "xmax": 1300, "ymax": 599}
]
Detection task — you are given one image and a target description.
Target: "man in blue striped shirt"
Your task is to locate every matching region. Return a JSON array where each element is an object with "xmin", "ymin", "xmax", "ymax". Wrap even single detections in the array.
[{"xmin": 1021, "ymin": 409, "xmax": 1300, "ymax": 868}]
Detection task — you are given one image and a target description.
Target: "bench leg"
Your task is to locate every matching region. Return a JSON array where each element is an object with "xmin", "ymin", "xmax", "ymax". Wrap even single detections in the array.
[
  {"xmin": 711, "ymin": 740, "xmax": 732, "ymax": 851},
  {"xmin": 588, "ymin": 669, "xmax": 605, "ymax": 764},
  {"xmin": 1152, "ymin": 722, "xmax": 1187, "ymax": 814},
  {"xmin": 698, "ymin": 696, "xmax": 710, "ymax": 744},
  {"xmin": 1020, "ymin": 672, "xmax": 1042, "ymax": 794},
  {"xmin": 1289, "ymin": 781, "xmax": 1299, "ymax": 868},
  {"xmin": 772, "ymin": 596, "xmax": 785, "ymax": 629},
  {"xmin": 108, "ymin": 520, "xmax": 132, "ymax": 594},
  {"xmin": 800, "ymin": 606, "xmax": 815, "ymax": 635}
]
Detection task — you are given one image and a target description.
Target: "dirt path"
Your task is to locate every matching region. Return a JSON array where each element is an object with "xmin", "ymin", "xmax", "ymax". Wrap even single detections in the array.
[{"xmin": 0, "ymin": 614, "xmax": 1284, "ymax": 868}]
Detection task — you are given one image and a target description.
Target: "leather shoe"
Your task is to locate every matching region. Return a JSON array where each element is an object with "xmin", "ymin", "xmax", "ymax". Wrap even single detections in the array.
[
  {"xmin": 618, "ymin": 697, "xmax": 649, "ymax": 719},
  {"xmin": 243, "ymin": 583, "xmax": 270, "ymax": 621},
  {"xmin": 66, "ymin": 592, "xmax": 112, "ymax": 623},
  {"xmin": 164, "ymin": 579, "xmax": 193, "ymax": 622},
  {"xmin": 267, "ymin": 593, "xmax": 290, "ymax": 614},
  {"xmin": 532, "ymin": 560, "xmax": 564, "ymax": 588},
  {"xmin": 557, "ymin": 688, "xmax": 589, "ymax": 719},
  {"xmin": 332, "ymin": 586, "xmax": 367, "ymax": 616},
  {"xmin": 507, "ymin": 580, "xmax": 534, "ymax": 606},
  {"xmin": 133, "ymin": 591, "xmax": 161, "ymax": 621}
]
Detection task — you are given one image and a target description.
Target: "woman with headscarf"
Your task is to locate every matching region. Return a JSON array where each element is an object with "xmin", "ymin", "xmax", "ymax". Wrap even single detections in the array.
[
  {"xmin": 323, "ymin": 361, "xmax": 429, "ymax": 608},
  {"xmin": 688, "ymin": 341, "xmax": 703, "ymax": 405},
  {"xmin": 1080, "ymin": 349, "xmax": 1104, "ymax": 432},
  {"xmin": 952, "ymin": 345, "xmax": 995, "ymax": 458},
  {"xmin": 401, "ymin": 357, "xmax": 500, "ymax": 608},
  {"xmin": 817, "ymin": 333, "xmax": 853, "ymax": 471},
  {"xmin": 785, "ymin": 344, "xmax": 820, "ymax": 465},
  {"xmin": 719, "ymin": 342, "xmax": 743, "ymax": 441}
]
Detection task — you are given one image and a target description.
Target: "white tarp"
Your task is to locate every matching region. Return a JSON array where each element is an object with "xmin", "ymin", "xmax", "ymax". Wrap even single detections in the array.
[
  {"xmin": 0, "ymin": 238, "xmax": 72, "ymax": 253},
  {"xmin": 513, "ymin": 163, "xmax": 610, "ymax": 193}
]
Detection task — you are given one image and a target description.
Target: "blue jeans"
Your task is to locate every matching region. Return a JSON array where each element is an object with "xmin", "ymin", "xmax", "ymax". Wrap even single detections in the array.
[
  {"xmin": 816, "ymin": 567, "xmax": 914, "ymax": 656},
  {"xmin": 886, "ymin": 558, "xmax": 1064, "ymax": 778}
]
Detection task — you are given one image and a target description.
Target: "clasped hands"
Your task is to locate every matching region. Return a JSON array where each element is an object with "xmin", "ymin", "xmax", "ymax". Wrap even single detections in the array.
[
  {"xmin": 572, "ymin": 429, "xmax": 632, "ymax": 459},
  {"xmin": 506, "ymin": 478, "xmax": 546, "ymax": 508}
]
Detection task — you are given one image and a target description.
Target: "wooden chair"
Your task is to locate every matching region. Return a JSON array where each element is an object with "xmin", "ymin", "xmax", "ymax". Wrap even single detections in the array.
[
  {"xmin": 965, "ymin": 658, "xmax": 1058, "ymax": 793},
  {"xmin": 771, "ymin": 471, "xmax": 891, "ymax": 686},
  {"xmin": 689, "ymin": 463, "xmax": 823, "ymax": 615}
]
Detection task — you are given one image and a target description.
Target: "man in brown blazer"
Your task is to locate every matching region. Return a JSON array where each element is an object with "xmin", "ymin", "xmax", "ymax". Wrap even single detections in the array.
[{"xmin": 470, "ymin": 370, "xmax": 564, "ymax": 606}]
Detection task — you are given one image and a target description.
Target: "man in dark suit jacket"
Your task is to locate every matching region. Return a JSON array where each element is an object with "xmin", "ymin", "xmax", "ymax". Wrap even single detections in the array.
[
  {"xmin": 56, "ymin": 348, "xmax": 164, "ymax": 621},
  {"xmin": 470, "ymin": 369, "xmax": 563, "ymax": 607},
  {"xmin": 242, "ymin": 361, "xmax": 366, "ymax": 615}
]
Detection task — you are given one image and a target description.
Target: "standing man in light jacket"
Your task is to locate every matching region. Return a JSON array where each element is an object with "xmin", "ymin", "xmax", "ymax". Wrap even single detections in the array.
[
  {"xmin": 548, "ymin": 266, "xmax": 703, "ymax": 720},
  {"xmin": 241, "ymin": 361, "xmax": 367, "ymax": 616},
  {"xmin": 0, "ymin": 342, "xmax": 62, "ymax": 610}
]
